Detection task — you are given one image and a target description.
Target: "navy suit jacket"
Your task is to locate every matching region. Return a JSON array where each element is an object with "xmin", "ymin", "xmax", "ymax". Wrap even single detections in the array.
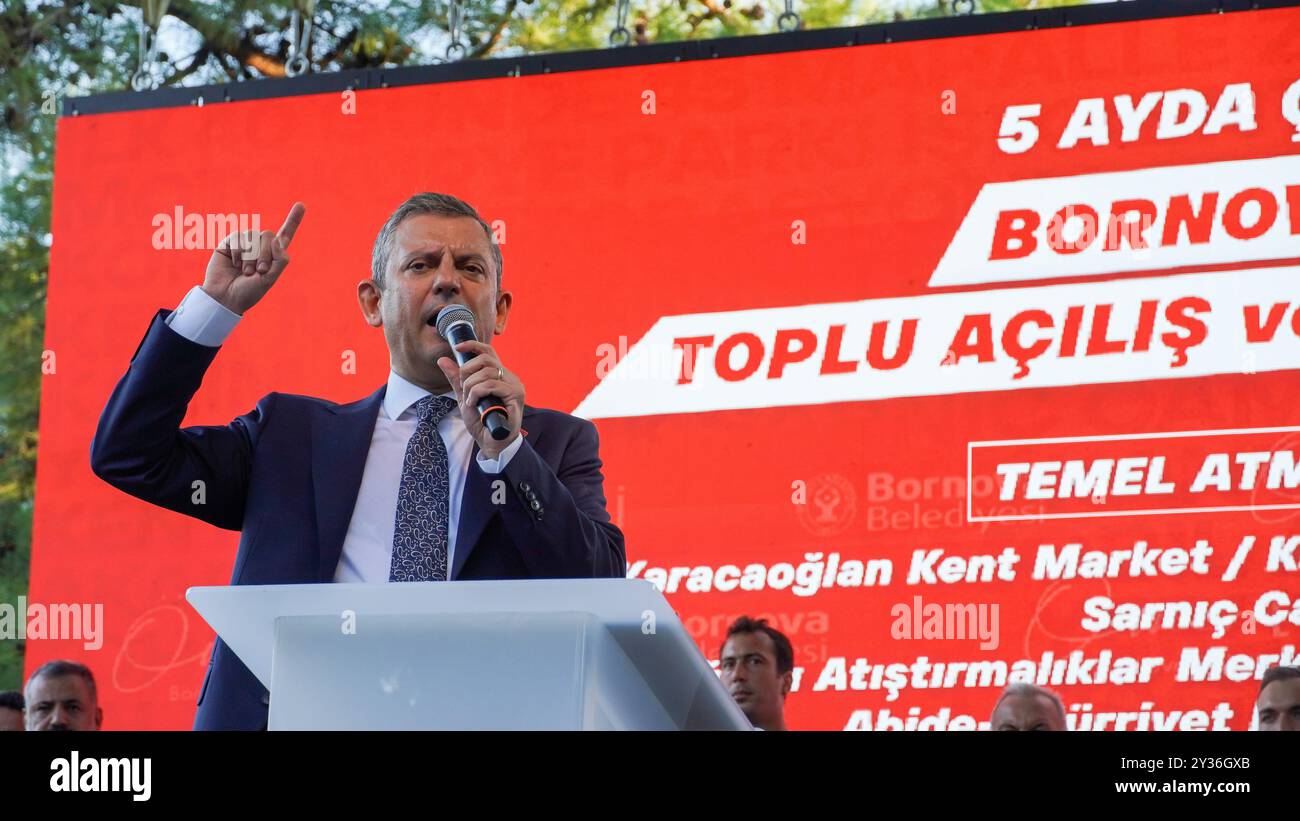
[{"xmin": 90, "ymin": 311, "xmax": 626, "ymax": 730}]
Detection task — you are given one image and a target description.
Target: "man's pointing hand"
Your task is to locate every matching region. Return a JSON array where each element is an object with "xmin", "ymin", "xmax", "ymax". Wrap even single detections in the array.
[{"xmin": 203, "ymin": 201, "xmax": 306, "ymax": 315}]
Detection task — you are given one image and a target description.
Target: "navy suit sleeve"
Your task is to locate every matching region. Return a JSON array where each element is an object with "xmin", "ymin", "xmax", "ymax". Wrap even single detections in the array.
[
  {"xmin": 90, "ymin": 310, "xmax": 272, "ymax": 531},
  {"xmin": 493, "ymin": 418, "xmax": 626, "ymax": 578}
]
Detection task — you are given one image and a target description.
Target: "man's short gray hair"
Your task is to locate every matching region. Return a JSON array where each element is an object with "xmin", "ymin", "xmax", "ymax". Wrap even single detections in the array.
[
  {"xmin": 370, "ymin": 192, "xmax": 502, "ymax": 290},
  {"xmin": 25, "ymin": 659, "xmax": 98, "ymax": 706},
  {"xmin": 992, "ymin": 682, "xmax": 1066, "ymax": 722}
]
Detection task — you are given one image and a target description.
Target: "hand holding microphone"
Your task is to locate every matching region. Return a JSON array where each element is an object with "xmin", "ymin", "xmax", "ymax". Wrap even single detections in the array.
[{"xmin": 435, "ymin": 304, "xmax": 524, "ymax": 458}]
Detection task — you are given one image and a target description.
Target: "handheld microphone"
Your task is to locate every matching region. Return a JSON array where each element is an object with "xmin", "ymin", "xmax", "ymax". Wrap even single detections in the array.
[{"xmin": 435, "ymin": 304, "xmax": 512, "ymax": 441}]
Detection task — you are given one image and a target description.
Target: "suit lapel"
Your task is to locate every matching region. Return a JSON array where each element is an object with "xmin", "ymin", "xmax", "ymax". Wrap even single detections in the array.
[
  {"xmin": 314, "ymin": 384, "xmax": 386, "ymax": 581},
  {"xmin": 451, "ymin": 442, "xmax": 493, "ymax": 581},
  {"xmin": 451, "ymin": 408, "xmax": 535, "ymax": 580}
]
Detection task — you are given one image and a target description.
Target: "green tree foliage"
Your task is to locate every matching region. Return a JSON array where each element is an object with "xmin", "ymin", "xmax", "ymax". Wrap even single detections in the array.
[{"xmin": 0, "ymin": 0, "xmax": 1087, "ymax": 689}]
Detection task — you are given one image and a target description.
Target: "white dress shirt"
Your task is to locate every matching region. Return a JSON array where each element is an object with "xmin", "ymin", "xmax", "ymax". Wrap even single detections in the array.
[{"xmin": 165, "ymin": 285, "xmax": 524, "ymax": 582}]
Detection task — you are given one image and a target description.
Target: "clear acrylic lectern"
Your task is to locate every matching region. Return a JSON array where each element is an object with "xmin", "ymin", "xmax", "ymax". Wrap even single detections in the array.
[{"xmin": 186, "ymin": 578, "xmax": 752, "ymax": 730}]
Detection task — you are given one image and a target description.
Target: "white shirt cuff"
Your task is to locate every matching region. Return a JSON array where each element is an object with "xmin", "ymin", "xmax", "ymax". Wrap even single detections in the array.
[
  {"xmin": 475, "ymin": 434, "xmax": 524, "ymax": 474},
  {"xmin": 165, "ymin": 285, "xmax": 241, "ymax": 347}
]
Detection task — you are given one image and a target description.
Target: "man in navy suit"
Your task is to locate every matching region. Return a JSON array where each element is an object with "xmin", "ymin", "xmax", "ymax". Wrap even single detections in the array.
[{"xmin": 90, "ymin": 193, "xmax": 626, "ymax": 730}]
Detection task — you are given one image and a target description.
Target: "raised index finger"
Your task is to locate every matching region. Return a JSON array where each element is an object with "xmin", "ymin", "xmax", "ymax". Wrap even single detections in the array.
[{"xmin": 276, "ymin": 201, "xmax": 306, "ymax": 247}]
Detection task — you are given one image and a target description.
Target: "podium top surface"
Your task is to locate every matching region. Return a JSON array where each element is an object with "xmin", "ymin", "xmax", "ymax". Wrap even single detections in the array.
[{"xmin": 187, "ymin": 578, "xmax": 751, "ymax": 730}]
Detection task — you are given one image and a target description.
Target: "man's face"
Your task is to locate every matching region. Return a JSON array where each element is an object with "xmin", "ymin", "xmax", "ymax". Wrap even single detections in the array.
[
  {"xmin": 359, "ymin": 214, "xmax": 511, "ymax": 391},
  {"xmin": 24, "ymin": 674, "xmax": 101, "ymax": 731},
  {"xmin": 1256, "ymin": 678, "xmax": 1300, "ymax": 731},
  {"xmin": 0, "ymin": 706, "xmax": 23, "ymax": 731},
  {"xmin": 990, "ymin": 694, "xmax": 1065, "ymax": 731},
  {"xmin": 719, "ymin": 632, "xmax": 791, "ymax": 729}
]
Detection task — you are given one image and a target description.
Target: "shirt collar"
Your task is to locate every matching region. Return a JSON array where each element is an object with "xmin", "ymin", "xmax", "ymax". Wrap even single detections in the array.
[{"xmin": 383, "ymin": 371, "xmax": 456, "ymax": 421}]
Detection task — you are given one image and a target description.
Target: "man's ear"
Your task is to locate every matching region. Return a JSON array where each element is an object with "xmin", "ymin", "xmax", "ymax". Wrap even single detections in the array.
[
  {"xmin": 780, "ymin": 671, "xmax": 793, "ymax": 699},
  {"xmin": 493, "ymin": 289, "xmax": 513, "ymax": 335},
  {"xmin": 358, "ymin": 279, "xmax": 383, "ymax": 328},
  {"xmin": 95, "ymin": 706, "xmax": 103, "ymax": 730}
]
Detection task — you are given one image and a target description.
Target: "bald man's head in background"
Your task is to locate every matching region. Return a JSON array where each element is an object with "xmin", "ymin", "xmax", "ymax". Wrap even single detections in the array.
[{"xmin": 989, "ymin": 683, "xmax": 1067, "ymax": 731}]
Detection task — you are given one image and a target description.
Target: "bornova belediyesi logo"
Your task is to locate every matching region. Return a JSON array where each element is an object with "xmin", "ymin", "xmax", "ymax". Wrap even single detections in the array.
[{"xmin": 576, "ymin": 149, "xmax": 1300, "ymax": 421}]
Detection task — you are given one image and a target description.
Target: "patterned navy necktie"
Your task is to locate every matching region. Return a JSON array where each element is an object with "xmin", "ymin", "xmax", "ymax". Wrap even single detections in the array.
[{"xmin": 389, "ymin": 394, "xmax": 461, "ymax": 582}]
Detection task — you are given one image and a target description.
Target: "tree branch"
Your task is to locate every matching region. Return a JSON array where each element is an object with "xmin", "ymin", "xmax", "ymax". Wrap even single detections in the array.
[
  {"xmin": 163, "ymin": 46, "xmax": 210, "ymax": 85},
  {"xmin": 114, "ymin": 0, "xmax": 288, "ymax": 78},
  {"xmin": 470, "ymin": 0, "xmax": 520, "ymax": 59}
]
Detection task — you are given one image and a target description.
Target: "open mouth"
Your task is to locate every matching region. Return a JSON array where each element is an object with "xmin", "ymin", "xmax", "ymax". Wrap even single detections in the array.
[{"xmin": 424, "ymin": 302, "xmax": 469, "ymax": 327}]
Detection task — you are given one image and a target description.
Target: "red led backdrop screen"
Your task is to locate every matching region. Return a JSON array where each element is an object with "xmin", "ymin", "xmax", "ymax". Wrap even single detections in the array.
[{"xmin": 31, "ymin": 6, "xmax": 1300, "ymax": 729}]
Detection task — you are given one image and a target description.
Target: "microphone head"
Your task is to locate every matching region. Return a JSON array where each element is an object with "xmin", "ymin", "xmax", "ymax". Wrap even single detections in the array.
[{"xmin": 435, "ymin": 304, "xmax": 477, "ymax": 340}]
